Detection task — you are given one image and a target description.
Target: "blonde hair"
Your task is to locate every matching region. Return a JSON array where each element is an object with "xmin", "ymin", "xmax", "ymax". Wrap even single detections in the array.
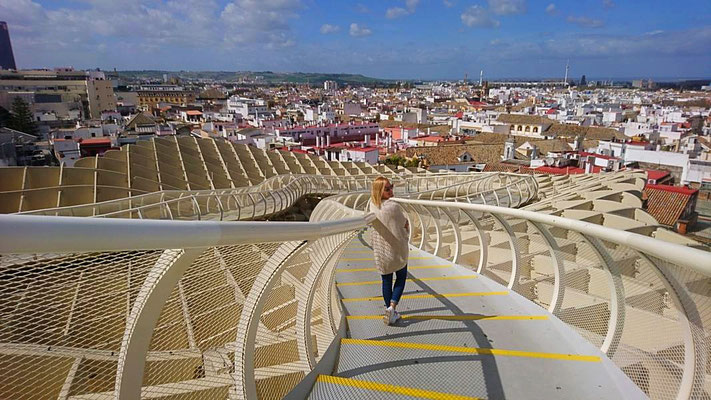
[{"xmin": 370, "ymin": 176, "xmax": 389, "ymax": 209}]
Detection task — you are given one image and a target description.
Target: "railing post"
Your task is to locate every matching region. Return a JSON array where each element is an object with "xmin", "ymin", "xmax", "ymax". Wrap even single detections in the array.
[
  {"xmin": 190, "ymin": 196, "xmax": 201, "ymax": 221},
  {"xmin": 528, "ymin": 222, "xmax": 565, "ymax": 314},
  {"xmin": 422, "ymin": 205, "xmax": 442, "ymax": 257},
  {"xmin": 115, "ymin": 247, "xmax": 205, "ymax": 400},
  {"xmin": 247, "ymin": 193, "xmax": 257, "ymax": 219},
  {"xmin": 233, "ymin": 241, "xmax": 307, "ymax": 400},
  {"xmin": 440, "ymin": 207, "xmax": 462, "ymax": 263},
  {"xmin": 461, "ymin": 209, "xmax": 489, "ymax": 273},
  {"xmin": 580, "ymin": 234, "xmax": 625, "ymax": 358},
  {"xmin": 489, "ymin": 213, "xmax": 521, "ymax": 291}
]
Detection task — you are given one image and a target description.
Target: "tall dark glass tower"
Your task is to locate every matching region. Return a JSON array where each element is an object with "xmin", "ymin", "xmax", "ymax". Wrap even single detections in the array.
[{"xmin": 0, "ymin": 21, "xmax": 17, "ymax": 70}]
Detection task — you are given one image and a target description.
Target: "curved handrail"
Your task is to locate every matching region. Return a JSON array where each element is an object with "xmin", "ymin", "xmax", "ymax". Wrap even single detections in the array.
[
  {"xmin": 15, "ymin": 171, "xmax": 500, "ymax": 216},
  {"xmin": 2, "ymin": 172, "xmax": 705, "ymax": 399},
  {"xmin": 17, "ymin": 172, "xmax": 535, "ymax": 221},
  {"xmin": 0, "ymin": 213, "xmax": 375, "ymax": 254},
  {"xmin": 390, "ymin": 198, "xmax": 711, "ymax": 275},
  {"xmin": 372, "ymin": 197, "xmax": 710, "ymax": 400}
]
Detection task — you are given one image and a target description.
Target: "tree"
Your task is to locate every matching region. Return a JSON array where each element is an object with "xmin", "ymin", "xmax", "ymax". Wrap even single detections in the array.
[
  {"xmin": 8, "ymin": 97, "xmax": 38, "ymax": 136},
  {"xmin": 0, "ymin": 106, "xmax": 10, "ymax": 128}
]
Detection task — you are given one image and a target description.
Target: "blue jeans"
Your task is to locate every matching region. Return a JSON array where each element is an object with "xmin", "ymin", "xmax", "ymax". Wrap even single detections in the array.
[{"xmin": 381, "ymin": 265, "xmax": 407, "ymax": 307}]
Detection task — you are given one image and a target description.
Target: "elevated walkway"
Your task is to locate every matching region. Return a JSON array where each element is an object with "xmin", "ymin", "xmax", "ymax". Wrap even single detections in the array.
[
  {"xmin": 0, "ymin": 168, "xmax": 709, "ymax": 399},
  {"xmin": 308, "ymin": 237, "xmax": 647, "ymax": 399}
]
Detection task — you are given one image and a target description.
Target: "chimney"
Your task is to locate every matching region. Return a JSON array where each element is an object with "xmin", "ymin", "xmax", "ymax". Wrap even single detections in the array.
[
  {"xmin": 530, "ymin": 145, "xmax": 539, "ymax": 160},
  {"xmin": 375, "ymin": 134, "xmax": 379, "ymax": 146},
  {"xmin": 316, "ymin": 135, "xmax": 321, "ymax": 148},
  {"xmin": 573, "ymin": 135, "xmax": 584, "ymax": 152},
  {"xmin": 585, "ymin": 157, "xmax": 593, "ymax": 174},
  {"xmin": 365, "ymin": 134, "xmax": 370, "ymax": 146},
  {"xmin": 503, "ymin": 137, "xmax": 515, "ymax": 160},
  {"xmin": 326, "ymin": 134, "xmax": 331, "ymax": 147}
]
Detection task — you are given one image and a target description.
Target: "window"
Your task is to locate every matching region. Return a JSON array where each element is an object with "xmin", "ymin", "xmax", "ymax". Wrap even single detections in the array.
[
  {"xmin": 517, "ymin": 125, "xmax": 522, "ymax": 131},
  {"xmin": 533, "ymin": 127, "xmax": 538, "ymax": 133}
]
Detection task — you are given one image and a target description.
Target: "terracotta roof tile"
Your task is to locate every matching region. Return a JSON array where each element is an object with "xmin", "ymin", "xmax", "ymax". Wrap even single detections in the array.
[
  {"xmin": 546, "ymin": 124, "xmax": 625, "ymax": 140},
  {"xmin": 496, "ymin": 113, "xmax": 626, "ymax": 140},
  {"xmin": 643, "ymin": 185, "xmax": 697, "ymax": 226},
  {"xmin": 497, "ymin": 114, "xmax": 553, "ymax": 125},
  {"xmin": 405, "ymin": 144, "xmax": 503, "ymax": 165}
]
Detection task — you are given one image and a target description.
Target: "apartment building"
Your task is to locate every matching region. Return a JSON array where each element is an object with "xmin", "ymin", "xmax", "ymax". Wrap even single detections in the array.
[
  {"xmin": 136, "ymin": 85, "xmax": 196, "ymax": 110},
  {"xmin": 0, "ymin": 69, "xmax": 116, "ymax": 120}
]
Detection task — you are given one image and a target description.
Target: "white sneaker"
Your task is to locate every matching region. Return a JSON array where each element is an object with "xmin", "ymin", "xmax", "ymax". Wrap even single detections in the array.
[
  {"xmin": 384, "ymin": 306, "xmax": 393, "ymax": 325},
  {"xmin": 391, "ymin": 310, "xmax": 401, "ymax": 324}
]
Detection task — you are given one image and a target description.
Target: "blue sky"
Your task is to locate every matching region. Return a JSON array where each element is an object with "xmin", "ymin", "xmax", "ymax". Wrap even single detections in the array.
[{"xmin": 1, "ymin": 0, "xmax": 710, "ymax": 80}]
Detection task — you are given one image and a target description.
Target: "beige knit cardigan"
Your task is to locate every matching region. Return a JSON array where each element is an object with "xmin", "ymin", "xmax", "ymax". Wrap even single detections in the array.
[{"xmin": 369, "ymin": 200, "xmax": 409, "ymax": 275}]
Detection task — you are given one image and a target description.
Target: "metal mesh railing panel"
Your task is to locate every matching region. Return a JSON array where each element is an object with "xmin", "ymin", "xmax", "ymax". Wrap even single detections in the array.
[
  {"xmin": 506, "ymin": 217, "xmax": 553, "ymax": 307},
  {"xmin": 452, "ymin": 209, "xmax": 486, "ymax": 273},
  {"xmin": 552, "ymin": 230, "xmax": 610, "ymax": 349},
  {"xmin": 649, "ymin": 256, "xmax": 710, "ymax": 399},
  {"xmin": 0, "ymin": 250, "xmax": 162, "ymax": 399},
  {"xmin": 138, "ymin": 243, "xmax": 281, "ymax": 399},
  {"xmin": 604, "ymin": 250, "xmax": 684, "ymax": 399},
  {"xmin": 481, "ymin": 213, "xmax": 515, "ymax": 288},
  {"xmin": 251, "ymin": 241, "xmax": 317, "ymax": 400}
]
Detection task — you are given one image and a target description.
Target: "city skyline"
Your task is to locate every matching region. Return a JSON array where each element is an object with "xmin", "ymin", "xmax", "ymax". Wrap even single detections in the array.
[{"xmin": 1, "ymin": 0, "xmax": 710, "ymax": 80}]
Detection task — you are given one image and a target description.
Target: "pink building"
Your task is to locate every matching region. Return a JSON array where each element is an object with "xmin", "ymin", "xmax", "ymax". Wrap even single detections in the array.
[{"xmin": 276, "ymin": 122, "xmax": 379, "ymax": 146}]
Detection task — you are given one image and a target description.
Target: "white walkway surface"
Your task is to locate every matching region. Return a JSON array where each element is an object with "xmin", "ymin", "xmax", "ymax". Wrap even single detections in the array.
[{"xmin": 308, "ymin": 237, "xmax": 648, "ymax": 399}]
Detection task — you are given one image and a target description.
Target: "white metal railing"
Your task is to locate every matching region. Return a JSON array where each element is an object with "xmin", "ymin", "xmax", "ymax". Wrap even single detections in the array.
[
  {"xmin": 0, "ymin": 211, "xmax": 372, "ymax": 400},
  {"xmin": 16, "ymin": 172, "xmax": 535, "ymax": 221},
  {"xmin": 2, "ymin": 174, "xmax": 705, "ymax": 399},
  {"xmin": 384, "ymin": 198, "xmax": 710, "ymax": 400}
]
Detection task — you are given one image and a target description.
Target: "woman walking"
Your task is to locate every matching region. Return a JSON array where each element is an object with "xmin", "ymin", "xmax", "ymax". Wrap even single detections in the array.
[{"xmin": 369, "ymin": 176, "xmax": 410, "ymax": 325}]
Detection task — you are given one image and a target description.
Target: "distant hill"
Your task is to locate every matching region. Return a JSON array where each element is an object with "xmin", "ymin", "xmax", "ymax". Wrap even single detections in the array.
[{"xmin": 114, "ymin": 70, "xmax": 391, "ymax": 86}]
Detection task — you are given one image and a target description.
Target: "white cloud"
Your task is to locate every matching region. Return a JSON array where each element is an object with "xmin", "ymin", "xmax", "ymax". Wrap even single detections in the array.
[
  {"xmin": 220, "ymin": 0, "xmax": 303, "ymax": 47},
  {"xmin": 443, "ymin": 0, "xmax": 456, "ymax": 7},
  {"xmin": 566, "ymin": 16, "xmax": 604, "ymax": 28},
  {"xmin": 320, "ymin": 24, "xmax": 340, "ymax": 34},
  {"xmin": 405, "ymin": 0, "xmax": 421, "ymax": 12},
  {"xmin": 386, "ymin": 0, "xmax": 419, "ymax": 19},
  {"xmin": 2, "ymin": 0, "xmax": 306, "ymax": 67},
  {"xmin": 483, "ymin": 27, "xmax": 711, "ymax": 64},
  {"xmin": 545, "ymin": 3, "xmax": 557, "ymax": 15},
  {"xmin": 461, "ymin": 6, "xmax": 500, "ymax": 28},
  {"xmin": 602, "ymin": 0, "xmax": 615, "ymax": 9},
  {"xmin": 349, "ymin": 23, "xmax": 372, "ymax": 37},
  {"xmin": 487, "ymin": 0, "xmax": 526, "ymax": 15},
  {"xmin": 386, "ymin": 7, "xmax": 409, "ymax": 19}
]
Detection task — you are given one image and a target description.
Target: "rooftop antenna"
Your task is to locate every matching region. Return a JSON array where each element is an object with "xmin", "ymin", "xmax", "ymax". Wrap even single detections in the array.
[{"xmin": 564, "ymin": 60, "xmax": 569, "ymax": 86}]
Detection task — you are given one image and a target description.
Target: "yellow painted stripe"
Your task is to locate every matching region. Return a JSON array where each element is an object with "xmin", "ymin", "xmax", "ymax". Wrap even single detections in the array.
[
  {"xmin": 337, "ymin": 265, "xmax": 452, "ymax": 273},
  {"xmin": 337, "ymin": 275, "xmax": 477, "ymax": 287},
  {"xmin": 347, "ymin": 314, "xmax": 548, "ymax": 321},
  {"xmin": 341, "ymin": 256, "xmax": 433, "ymax": 261},
  {"xmin": 342, "ymin": 338, "xmax": 601, "ymax": 362},
  {"xmin": 342, "ymin": 291, "xmax": 508, "ymax": 302},
  {"xmin": 345, "ymin": 250, "xmax": 427, "ymax": 255},
  {"xmin": 317, "ymin": 375, "xmax": 481, "ymax": 400}
]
